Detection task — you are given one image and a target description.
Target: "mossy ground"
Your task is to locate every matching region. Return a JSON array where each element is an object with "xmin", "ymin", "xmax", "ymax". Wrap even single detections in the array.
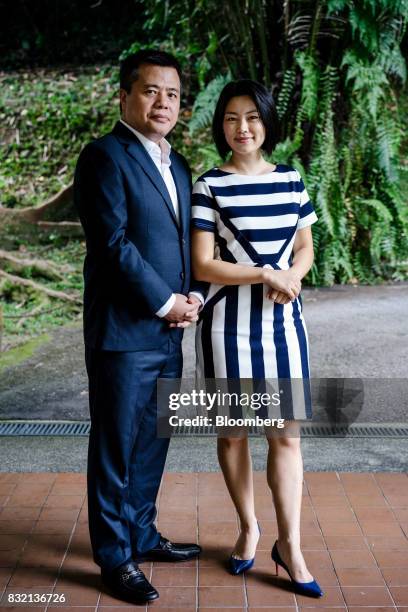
[{"xmin": 0, "ymin": 333, "xmax": 50, "ymax": 372}]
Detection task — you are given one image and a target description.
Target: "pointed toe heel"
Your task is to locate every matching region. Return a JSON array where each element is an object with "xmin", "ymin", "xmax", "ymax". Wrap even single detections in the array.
[
  {"xmin": 228, "ymin": 521, "xmax": 261, "ymax": 576},
  {"xmin": 271, "ymin": 541, "xmax": 323, "ymax": 598},
  {"xmin": 228, "ymin": 555, "xmax": 255, "ymax": 575}
]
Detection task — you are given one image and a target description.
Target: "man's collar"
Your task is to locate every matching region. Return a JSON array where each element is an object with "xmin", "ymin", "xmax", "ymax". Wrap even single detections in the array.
[{"xmin": 119, "ymin": 119, "xmax": 171, "ymax": 159}]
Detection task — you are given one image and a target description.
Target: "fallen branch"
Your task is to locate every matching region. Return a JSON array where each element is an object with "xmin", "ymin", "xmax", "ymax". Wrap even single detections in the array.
[
  {"xmin": 4, "ymin": 305, "xmax": 63, "ymax": 319},
  {"xmin": 37, "ymin": 221, "xmax": 84, "ymax": 238},
  {"xmin": 16, "ymin": 301, "xmax": 48, "ymax": 329},
  {"xmin": 0, "ymin": 249, "xmax": 74, "ymax": 281},
  {"xmin": 0, "ymin": 270, "xmax": 82, "ymax": 305}
]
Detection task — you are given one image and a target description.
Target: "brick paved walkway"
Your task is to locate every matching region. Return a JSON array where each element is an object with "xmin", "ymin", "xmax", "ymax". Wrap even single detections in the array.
[{"xmin": 0, "ymin": 471, "xmax": 407, "ymax": 610}]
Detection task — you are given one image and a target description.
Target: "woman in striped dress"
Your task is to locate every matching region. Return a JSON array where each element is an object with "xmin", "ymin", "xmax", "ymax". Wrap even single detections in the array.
[{"xmin": 191, "ymin": 80, "xmax": 322, "ymax": 597}]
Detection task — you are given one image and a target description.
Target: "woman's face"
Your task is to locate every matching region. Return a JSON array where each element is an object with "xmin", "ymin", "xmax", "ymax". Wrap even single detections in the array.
[{"xmin": 223, "ymin": 95, "xmax": 265, "ymax": 156}]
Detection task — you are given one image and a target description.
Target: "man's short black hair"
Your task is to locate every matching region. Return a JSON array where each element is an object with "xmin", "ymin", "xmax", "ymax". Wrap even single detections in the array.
[
  {"xmin": 120, "ymin": 49, "xmax": 182, "ymax": 92},
  {"xmin": 212, "ymin": 79, "xmax": 279, "ymax": 159}
]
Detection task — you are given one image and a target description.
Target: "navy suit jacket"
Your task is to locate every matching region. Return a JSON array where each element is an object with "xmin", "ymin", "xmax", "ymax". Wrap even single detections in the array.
[{"xmin": 74, "ymin": 121, "xmax": 203, "ymax": 351}]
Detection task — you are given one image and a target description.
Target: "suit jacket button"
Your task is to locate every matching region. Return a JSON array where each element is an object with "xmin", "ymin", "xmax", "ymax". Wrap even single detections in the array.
[{"xmin": 180, "ymin": 272, "xmax": 185, "ymax": 280}]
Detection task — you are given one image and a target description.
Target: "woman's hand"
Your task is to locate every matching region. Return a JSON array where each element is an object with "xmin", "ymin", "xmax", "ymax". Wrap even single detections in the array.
[
  {"xmin": 263, "ymin": 268, "xmax": 302, "ymax": 301},
  {"xmin": 263, "ymin": 228, "xmax": 315, "ymax": 302},
  {"xmin": 266, "ymin": 290, "xmax": 291, "ymax": 304}
]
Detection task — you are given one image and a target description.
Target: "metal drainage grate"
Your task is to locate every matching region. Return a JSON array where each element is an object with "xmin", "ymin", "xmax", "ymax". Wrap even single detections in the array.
[
  {"xmin": 172, "ymin": 423, "xmax": 408, "ymax": 437},
  {"xmin": 0, "ymin": 421, "xmax": 407, "ymax": 437},
  {"xmin": 0, "ymin": 421, "xmax": 90, "ymax": 436}
]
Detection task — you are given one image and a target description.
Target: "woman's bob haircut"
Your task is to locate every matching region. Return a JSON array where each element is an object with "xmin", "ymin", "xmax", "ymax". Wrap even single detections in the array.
[{"xmin": 212, "ymin": 79, "xmax": 279, "ymax": 160}]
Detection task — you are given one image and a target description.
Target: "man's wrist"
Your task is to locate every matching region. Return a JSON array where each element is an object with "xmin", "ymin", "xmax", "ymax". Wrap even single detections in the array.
[
  {"xmin": 188, "ymin": 292, "xmax": 204, "ymax": 313},
  {"xmin": 155, "ymin": 293, "xmax": 176, "ymax": 318}
]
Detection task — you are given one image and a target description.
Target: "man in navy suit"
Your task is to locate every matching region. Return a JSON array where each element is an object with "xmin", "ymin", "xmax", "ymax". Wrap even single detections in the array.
[{"xmin": 74, "ymin": 50, "xmax": 203, "ymax": 604}]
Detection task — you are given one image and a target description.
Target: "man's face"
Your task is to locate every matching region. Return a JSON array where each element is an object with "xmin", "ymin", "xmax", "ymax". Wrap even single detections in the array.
[{"xmin": 120, "ymin": 63, "xmax": 181, "ymax": 142}]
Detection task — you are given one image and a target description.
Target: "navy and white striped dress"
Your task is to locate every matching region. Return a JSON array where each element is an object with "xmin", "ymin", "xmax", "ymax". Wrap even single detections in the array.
[{"xmin": 191, "ymin": 164, "xmax": 318, "ymax": 419}]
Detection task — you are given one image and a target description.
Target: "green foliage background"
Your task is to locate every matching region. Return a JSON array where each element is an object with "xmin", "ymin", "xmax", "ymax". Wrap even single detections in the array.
[
  {"xmin": 0, "ymin": 68, "xmax": 118, "ymax": 208},
  {"xmin": 1, "ymin": 0, "xmax": 408, "ymax": 348}
]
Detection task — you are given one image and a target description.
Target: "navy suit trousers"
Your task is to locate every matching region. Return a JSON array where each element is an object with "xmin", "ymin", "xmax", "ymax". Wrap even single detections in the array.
[{"xmin": 85, "ymin": 339, "xmax": 182, "ymax": 571}]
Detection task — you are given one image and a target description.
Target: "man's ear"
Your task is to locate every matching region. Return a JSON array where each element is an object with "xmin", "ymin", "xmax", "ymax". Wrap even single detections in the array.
[{"xmin": 119, "ymin": 89, "xmax": 127, "ymax": 115}]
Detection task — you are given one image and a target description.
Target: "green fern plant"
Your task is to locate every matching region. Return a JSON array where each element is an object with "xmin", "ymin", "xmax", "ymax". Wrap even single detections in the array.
[
  {"xmin": 189, "ymin": 73, "xmax": 232, "ymax": 135},
  {"xmin": 169, "ymin": 0, "xmax": 408, "ymax": 286},
  {"xmin": 295, "ymin": 51, "xmax": 319, "ymax": 121},
  {"xmin": 276, "ymin": 68, "xmax": 296, "ymax": 120}
]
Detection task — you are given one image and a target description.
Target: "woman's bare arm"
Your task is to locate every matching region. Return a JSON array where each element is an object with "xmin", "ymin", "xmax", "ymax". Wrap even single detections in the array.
[
  {"xmin": 267, "ymin": 227, "xmax": 314, "ymax": 303},
  {"xmin": 291, "ymin": 226, "xmax": 314, "ymax": 279},
  {"xmin": 192, "ymin": 229, "xmax": 299, "ymax": 301}
]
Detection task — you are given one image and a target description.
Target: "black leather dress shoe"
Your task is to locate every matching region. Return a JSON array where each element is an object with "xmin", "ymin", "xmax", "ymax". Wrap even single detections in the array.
[
  {"xmin": 101, "ymin": 561, "xmax": 159, "ymax": 604},
  {"xmin": 135, "ymin": 536, "xmax": 201, "ymax": 562}
]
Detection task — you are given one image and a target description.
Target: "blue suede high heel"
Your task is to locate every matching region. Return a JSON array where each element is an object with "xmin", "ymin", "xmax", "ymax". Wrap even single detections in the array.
[
  {"xmin": 271, "ymin": 540, "xmax": 323, "ymax": 598},
  {"xmin": 228, "ymin": 522, "xmax": 261, "ymax": 575}
]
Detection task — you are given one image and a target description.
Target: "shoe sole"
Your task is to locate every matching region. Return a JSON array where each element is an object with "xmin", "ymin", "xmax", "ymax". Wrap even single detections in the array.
[
  {"xmin": 103, "ymin": 584, "xmax": 159, "ymax": 604},
  {"xmin": 134, "ymin": 553, "xmax": 201, "ymax": 563}
]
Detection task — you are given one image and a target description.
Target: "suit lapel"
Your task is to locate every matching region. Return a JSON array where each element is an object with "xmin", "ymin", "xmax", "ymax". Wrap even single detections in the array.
[
  {"xmin": 113, "ymin": 122, "xmax": 178, "ymax": 225},
  {"xmin": 169, "ymin": 153, "xmax": 190, "ymax": 235}
]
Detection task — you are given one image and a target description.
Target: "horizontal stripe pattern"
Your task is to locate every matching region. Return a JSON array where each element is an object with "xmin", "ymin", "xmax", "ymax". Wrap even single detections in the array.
[{"xmin": 191, "ymin": 165, "xmax": 317, "ymax": 260}]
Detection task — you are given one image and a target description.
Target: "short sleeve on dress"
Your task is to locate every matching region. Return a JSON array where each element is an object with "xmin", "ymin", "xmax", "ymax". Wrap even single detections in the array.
[
  {"xmin": 192, "ymin": 178, "xmax": 217, "ymax": 233},
  {"xmin": 296, "ymin": 171, "xmax": 318, "ymax": 230}
]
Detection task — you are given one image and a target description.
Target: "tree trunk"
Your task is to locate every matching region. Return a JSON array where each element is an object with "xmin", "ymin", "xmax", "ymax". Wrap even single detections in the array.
[{"xmin": 0, "ymin": 184, "xmax": 84, "ymax": 246}]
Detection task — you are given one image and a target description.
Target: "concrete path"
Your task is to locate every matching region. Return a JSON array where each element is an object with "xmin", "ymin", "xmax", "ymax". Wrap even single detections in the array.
[{"xmin": 1, "ymin": 284, "xmax": 407, "ymax": 471}]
